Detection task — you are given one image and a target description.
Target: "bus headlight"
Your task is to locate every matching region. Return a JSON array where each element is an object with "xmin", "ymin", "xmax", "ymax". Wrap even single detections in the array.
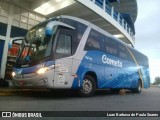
[
  {"xmin": 36, "ymin": 67, "xmax": 48, "ymax": 75},
  {"xmin": 36, "ymin": 65, "xmax": 55, "ymax": 75},
  {"xmin": 12, "ymin": 72, "xmax": 16, "ymax": 77}
]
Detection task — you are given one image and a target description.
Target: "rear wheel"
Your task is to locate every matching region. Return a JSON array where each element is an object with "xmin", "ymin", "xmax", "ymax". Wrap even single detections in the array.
[
  {"xmin": 132, "ymin": 80, "xmax": 142, "ymax": 93},
  {"xmin": 78, "ymin": 75, "xmax": 96, "ymax": 97}
]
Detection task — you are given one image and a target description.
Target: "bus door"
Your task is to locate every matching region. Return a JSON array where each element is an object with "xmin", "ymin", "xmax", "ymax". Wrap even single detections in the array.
[{"xmin": 54, "ymin": 28, "xmax": 76, "ymax": 88}]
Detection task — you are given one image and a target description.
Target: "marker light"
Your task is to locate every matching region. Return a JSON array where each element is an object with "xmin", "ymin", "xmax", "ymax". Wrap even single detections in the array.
[
  {"xmin": 36, "ymin": 67, "xmax": 48, "ymax": 75},
  {"xmin": 12, "ymin": 72, "xmax": 16, "ymax": 77}
]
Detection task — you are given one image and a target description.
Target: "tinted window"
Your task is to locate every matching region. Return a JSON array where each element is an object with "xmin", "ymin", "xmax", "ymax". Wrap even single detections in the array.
[
  {"xmin": 11, "ymin": 26, "xmax": 27, "ymax": 37},
  {"xmin": 105, "ymin": 37, "xmax": 118, "ymax": 55},
  {"xmin": 0, "ymin": 22, "xmax": 7, "ymax": 36},
  {"xmin": 56, "ymin": 34, "xmax": 72, "ymax": 55},
  {"xmin": 61, "ymin": 18, "xmax": 87, "ymax": 44},
  {"xmin": 118, "ymin": 44, "xmax": 133, "ymax": 61},
  {"xmin": 118, "ymin": 44, "xmax": 127, "ymax": 59},
  {"xmin": 60, "ymin": 18, "xmax": 87, "ymax": 55},
  {"xmin": 84, "ymin": 29, "xmax": 105, "ymax": 51},
  {"xmin": 129, "ymin": 48, "xmax": 148, "ymax": 66}
]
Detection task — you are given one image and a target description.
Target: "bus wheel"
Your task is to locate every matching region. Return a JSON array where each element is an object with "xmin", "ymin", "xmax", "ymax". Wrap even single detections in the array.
[
  {"xmin": 78, "ymin": 75, "xmax": 96, "ymax": 97},
  {"xmin": 132, "ymin": 80, "xmax": 142, "ymax": 93}
]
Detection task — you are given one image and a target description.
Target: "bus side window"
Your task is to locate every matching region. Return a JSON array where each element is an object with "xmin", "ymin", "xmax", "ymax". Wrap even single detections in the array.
[
  {"xmin": 60, "ymin": 18, "xmax": 87, "ymax": 43},
  {"xmin": 105, "ymin": 37, "xmax": 118, "ymax": 56},
  {"xmin": 118, "ymin": 44, "xmax": 127, "ymax": 59},
  {"xmin": 56, "ymin": 34, "xmax": 72, "ymax": 55},
  {"xmin": 84, "ymin": 29, "xmax": 104, "ymax": 51},
  {"xmin": 60, "ymin": 18, "xmax": 87, "ymax": 54},
  {"xmin": 118, "ymin": 44, "xmax": 133, "ymax": 61},
  {"xmin": 85, "ymin": 38, "xmax": 100, "ymax": 50},
  {"xmin": 129, "ymin": 48, "xmax": 147, "ymax": 66}
]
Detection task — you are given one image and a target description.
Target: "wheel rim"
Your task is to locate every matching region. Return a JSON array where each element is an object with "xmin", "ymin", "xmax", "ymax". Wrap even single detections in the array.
[
  {"xmin": 138, "ymin": 83, "xmax": 141, "ymax": 92},
  {"xmin": 82, "ymin": 79, "xmax": 92, "ymax": 93}
]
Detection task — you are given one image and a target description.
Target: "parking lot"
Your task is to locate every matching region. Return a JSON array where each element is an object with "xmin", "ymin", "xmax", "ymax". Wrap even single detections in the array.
[{"xmin": 0, "ymin": 86, "xmax": 159, "ymax": 112}]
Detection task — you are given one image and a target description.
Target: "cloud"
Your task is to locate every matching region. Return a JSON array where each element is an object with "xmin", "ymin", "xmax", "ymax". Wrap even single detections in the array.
[
  {"xmin": 135, "ymin": 0, "xmax": 160, "ymax": 83},
  {"xmin": 149, "ymin": 59, "xmax": 160, "ymax": 83},
  {"xmin": 136, "ymin": 0, "xmax": 160, "ymax": 21}
]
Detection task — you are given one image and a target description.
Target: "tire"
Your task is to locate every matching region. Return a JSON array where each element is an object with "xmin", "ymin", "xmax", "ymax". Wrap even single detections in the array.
[
  {"xmin": 132, "ymin": 80, "xmax": 142, "ymax": 93},
  {"xmin": 78, "ymin": 75, "xmax": 96, "ymax": 97}
]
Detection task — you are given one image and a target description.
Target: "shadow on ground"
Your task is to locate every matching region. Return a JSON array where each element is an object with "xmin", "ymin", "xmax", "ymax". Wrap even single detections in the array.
[{"xmin": 7, "ymin": 89, "xmax": 131, "ymax": 99}]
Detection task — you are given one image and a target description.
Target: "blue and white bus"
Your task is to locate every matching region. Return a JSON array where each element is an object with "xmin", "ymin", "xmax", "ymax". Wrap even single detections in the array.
[{"xmin": 12, "ymin": 16, "xmax": 150, "ymax": 96}]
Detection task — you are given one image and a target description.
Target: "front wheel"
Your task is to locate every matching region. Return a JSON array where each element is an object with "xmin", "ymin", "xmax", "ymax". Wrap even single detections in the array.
[{"xmin": 78, "ymin": 75, "xmax": 96, "ymax": 97}]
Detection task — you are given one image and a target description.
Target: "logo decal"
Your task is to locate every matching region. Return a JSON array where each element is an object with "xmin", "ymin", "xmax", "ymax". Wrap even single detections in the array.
[{"xmin": 102, "ymin": 55, "xmax": 122, "ymax": 68}]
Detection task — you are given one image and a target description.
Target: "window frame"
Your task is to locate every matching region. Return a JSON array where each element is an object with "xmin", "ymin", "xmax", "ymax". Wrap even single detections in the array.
[
  {"xmin": 54, "ymin": 27, "xmax": 76, "ymax": 59},
  {"xmin": 105, "ymin": 37, "xmax": 118, "ymax": 56},
  {"xmin": 84, "ymin": 28, "xmax": 134, "ymax": 63},
  {"xmin": 56, "ymin": 33, "xmax": 72, "ymax": 55},
  {"xmin": 84, "ymin": 29, "xmax": 105, "ymax": 51}
]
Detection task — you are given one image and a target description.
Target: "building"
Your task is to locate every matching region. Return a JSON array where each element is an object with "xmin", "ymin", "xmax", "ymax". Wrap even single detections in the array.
[{"xmin": 0, "ymin": 0, "xmax": 137, "ymax": 80}]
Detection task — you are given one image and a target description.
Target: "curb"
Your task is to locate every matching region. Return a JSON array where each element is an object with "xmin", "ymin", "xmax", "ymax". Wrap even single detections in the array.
[{"xmin": 0, "ymin": 88, "xmax": 49, "ymax": 96}]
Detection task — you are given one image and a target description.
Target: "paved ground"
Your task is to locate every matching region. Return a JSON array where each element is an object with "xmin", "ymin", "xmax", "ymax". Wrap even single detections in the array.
[{"xmin": 0, "ymin": 86, "xmax": 159, "ymax": 120}]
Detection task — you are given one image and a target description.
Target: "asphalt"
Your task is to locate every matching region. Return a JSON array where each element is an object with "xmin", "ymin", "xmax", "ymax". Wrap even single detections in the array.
[{"xmin": 0, "ymin": 83, "xmax": 160, "ymax": 120}]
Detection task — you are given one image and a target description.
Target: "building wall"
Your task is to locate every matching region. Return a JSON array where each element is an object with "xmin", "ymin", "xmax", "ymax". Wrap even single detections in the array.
[{"xmin": 0, "ymin": 1, "xmax": 46, "ymax": 78}]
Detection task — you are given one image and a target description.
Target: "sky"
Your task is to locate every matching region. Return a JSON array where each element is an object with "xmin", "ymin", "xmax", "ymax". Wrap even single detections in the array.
[{"xmin": 135, "ymin": 0, "xmax": 160, "ymax": 83}]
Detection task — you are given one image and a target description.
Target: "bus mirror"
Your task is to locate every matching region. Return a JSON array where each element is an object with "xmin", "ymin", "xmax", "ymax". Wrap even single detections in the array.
[{"xmin": 45, "ymin": 27, "xmax": 53, "ymax": 36}]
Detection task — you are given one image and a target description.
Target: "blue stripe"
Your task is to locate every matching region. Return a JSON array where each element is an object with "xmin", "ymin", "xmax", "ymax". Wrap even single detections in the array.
[
  {"xmin": 14, "ymin": 61, "xmax": 54, "ymax": 74},
  {"xmin": 72, "ymin": 50, "xmax": 140, "ymax": 89}
]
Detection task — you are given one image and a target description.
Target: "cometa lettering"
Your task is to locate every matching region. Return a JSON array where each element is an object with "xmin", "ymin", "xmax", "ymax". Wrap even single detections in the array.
[{"xmin": 102, "ymin": 55, "xmax": 122, "ymax": 68}]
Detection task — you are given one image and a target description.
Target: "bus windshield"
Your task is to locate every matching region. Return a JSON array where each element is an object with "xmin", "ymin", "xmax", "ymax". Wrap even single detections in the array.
[{"xmin": 17, "ymin": 23, "xmax": 56, "ymax": 66}]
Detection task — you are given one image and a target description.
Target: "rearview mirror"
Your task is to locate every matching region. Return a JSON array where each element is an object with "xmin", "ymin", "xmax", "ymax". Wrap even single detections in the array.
[{"xmin": 45, "ymin": 27, "xmax": 54, "ymax": 36}]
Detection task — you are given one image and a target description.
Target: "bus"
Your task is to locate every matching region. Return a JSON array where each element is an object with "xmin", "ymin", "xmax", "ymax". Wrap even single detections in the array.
[
  {"xmin": 5, "ymin": 37, "xmax": 23, "ymax": 80},
  {"xmin": 0, "ymin": 37, "xmax": 23, "ymax": 87},
  {"xmin": 12, "ymin": 15, "xmax": 150, "ymax": 97}
]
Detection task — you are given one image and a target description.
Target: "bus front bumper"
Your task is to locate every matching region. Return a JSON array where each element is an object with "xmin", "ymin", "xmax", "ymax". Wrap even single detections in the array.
[{"xmin": 12, "ymin": 69, "xmax": 54, "ymax": 89}]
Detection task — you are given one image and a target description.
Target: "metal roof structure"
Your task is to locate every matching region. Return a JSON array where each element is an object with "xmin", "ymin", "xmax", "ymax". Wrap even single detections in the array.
[{"xmin": 7, "ymin": 0, "xmax": 138, "ymax": 47}]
